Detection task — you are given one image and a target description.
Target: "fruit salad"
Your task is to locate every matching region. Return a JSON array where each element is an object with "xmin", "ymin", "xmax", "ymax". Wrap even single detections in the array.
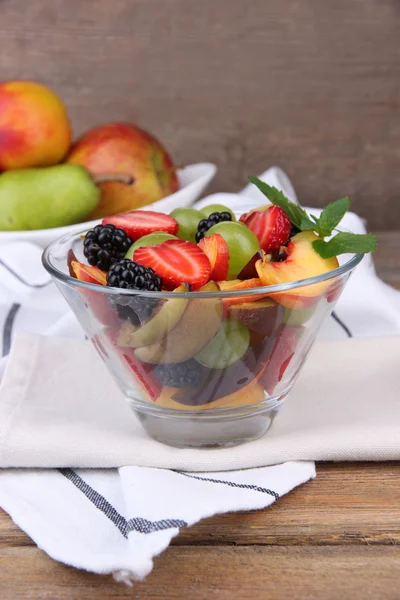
[{"xmin": 68, "ymin": 178, "xmax": 376, "ymax": 414}]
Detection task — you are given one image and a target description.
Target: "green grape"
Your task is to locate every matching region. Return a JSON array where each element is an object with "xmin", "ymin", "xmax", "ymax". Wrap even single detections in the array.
[
  {"xmin": 195, "ymin": 318, "xmax": 250, "ymax": 369},
  {"xmin": 200, "ymin": 203, "xmax": 236, "ymax": 221},
  {"xmin": 125, "ymin": 231, "xmax": 177, "ymax": 259},
  {"xmin": 284, "ymin": 306, "xmax": 315, "ymax": 325},
  {"xmin": 170, "ymin": 207, "xmax": 205, "ymax": 243},
  {"xmin": 205, "ymin": 221, "xmax": 260, "ymax": 279}
]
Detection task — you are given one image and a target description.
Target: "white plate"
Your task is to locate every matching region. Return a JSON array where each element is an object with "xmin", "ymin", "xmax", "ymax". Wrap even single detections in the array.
[{"xmin": 0, "ymin": 162, "xmax": 217, "ymax": 248}]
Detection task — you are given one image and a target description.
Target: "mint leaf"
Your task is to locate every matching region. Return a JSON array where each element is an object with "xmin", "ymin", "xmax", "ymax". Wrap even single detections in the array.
[
  {"xmin": 317, "ymin": 197, "xmax": 350, "ymax": 237},
  {"xmin": 248, "ymin": 176, "xmax": 308, "ymax": 229},
  {"xmin": 312, "ymin": 232, "xmax": 377, "ymax": 258},
  {"xmin": 300, "ymin": 216, "xmax": 316, "ymax": 231}
]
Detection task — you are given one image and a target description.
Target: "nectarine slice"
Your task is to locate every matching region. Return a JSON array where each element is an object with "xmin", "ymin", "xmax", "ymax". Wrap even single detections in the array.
[
  {"xmin": 117, "ymin": 284, "xmax": 189, "ymax": 348},
  {"xmin": 70, "ymin": 260, "xmax": 107, "ymax": 286},
  {"xmin": 218, "ymin": 278, "xmax": 269, "ymax": 307},
  {"xmin": 69, "ymin": 257, "xmax": 120, "ymax": 327},
  {"xmin": 256, "ymin": 231, "xmax": 339, "ymax": 307},
  {"xmin": 151, "ymin": 381, "xmax": 266, "ymax": 411},
  {"xmin": 229, "ymin": 298, "xmax": 284, "ymax": 336},
  {"xmin": 134, "ymin": 281, "xmax": 222, "ymax": 364}
]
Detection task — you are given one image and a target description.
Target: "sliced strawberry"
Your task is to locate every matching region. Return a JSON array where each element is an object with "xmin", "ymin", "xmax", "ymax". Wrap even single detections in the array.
[
  {"xmin": 239, "ymin": 204, "xmax": 270, "ymax": 223},
  {"xmin": 106, "ymin": 327, "xmax": 161, "ymax": 400},
  {"xmin": 70, "ymin": 261, "xmax": 107, "ymax": 286},
  {"xmin": 134, "ymin": 239, "xmax": 211, "ymax": 290},
  {"xmin": 102, "ymin": 210, "xmax": 178, "ymax": 241},
  {"xmin": 198, "ymin": 234, "xmax": 230, "ymax": 281},
  {"xmin": 326, "ymin": 278, "xmax": 344, "ymax": 304},
  {"xmin": 258, "ymin": 325, "xmax": 301, "ymax": 394},
  {"xmin": 123, "ymin": 353, "xmax": 162, "ymax": 400},
  {"xmin": 243, "ymin": 206, "xmax": 291, "ymax": 253}
]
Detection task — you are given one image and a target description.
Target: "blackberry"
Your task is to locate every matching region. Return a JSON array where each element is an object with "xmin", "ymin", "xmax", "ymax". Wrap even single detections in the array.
[
  {"xmin": 195, "ymin": 211, "xmax": 232, "ymax": 242},
  {"xmin": 83, "ymin": 224, "xmax": 132, "ymax": 271},
  {"xmin": 284, "ymin": 223, "xmax": 301, "ymax": 247},
  {"xmin": 107, "ymin": 258, "xmax": 162, "ymax": 324},
  {"xmin": 107, "ymin": 258, "xmax": 162, "ymax": 290},
  {"xmin": 289, "ymin": 224, "xmax": 301, "ymax": 238},
  {"xmin": 154, "ymin": 359, "xmax": 204, "ymax": 388}
]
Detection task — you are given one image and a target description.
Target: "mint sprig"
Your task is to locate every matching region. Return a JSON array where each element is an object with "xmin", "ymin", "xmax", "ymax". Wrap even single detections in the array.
[
  {"xmin": 315, "ymin": 196, "xmax": 350, "ymax": 237},
  {"xmin": 247, "ymin": 176, "xmax": 308, "ymax": 229},
  {"xmin": 313, "ymin": 232, "xmax": 377, "ymax": 258},
  {"xmin": 248, "ymin": 176, "xmax": 377, "ymax": 258}
]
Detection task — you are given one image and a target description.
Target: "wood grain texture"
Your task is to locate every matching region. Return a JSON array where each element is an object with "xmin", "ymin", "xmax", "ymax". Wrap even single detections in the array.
[
  {"xmin": 1, "ymin": 463, "xmax": 400, "ymax": 550},
  {"xmin": 374, "ymin": 231, "xmax": 400, "ymax": 289},
  {"xmin": 0, "ymin": 546, "xmax": 399, "ymax": 600},
  {"xmin": 0, "ymin": 0, "xmax": 399, "ymax": 229}
]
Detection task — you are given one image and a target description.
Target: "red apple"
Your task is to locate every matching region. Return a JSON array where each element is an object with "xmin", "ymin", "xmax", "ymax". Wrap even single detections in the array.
[
  {"xmin": 66, "ymin": 122, "xmax": 179, "ymax": 219},
  {"xmin": 0, "ymin": 81, "xmax": 72, "ymax": 170}
]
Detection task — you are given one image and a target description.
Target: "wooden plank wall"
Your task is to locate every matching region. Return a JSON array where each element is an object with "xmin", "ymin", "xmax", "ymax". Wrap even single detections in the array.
[{"xmin": 0, "ymin": 0, "xmax": 399, "ymax": 229}]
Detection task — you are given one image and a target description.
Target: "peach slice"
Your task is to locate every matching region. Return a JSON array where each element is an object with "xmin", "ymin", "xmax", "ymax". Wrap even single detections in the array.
[
  {"xmin": 68, "ymin": 256, "xmax": 120, "ymax": 327},
  {"xmin": 70, "ymin": 260, "xmax": 107, "ymax": 286},
  {"xmin": 134, "ymin": 281, "xmax": 222, "ymax": 364},
  {"xmin": 256, "ymin": 231, "xmax": 339, "ymax": 308},
  {"xmin": 218, "ymin": 278, "xmax": 269, "ymax": 307},
  {"xmin": 116, "ymin": 284, "xmax": 189, "ymax": 348},
  {"xmin": 229, "ymin": 298, "xmax": 284, "ymax": 336},
  {"xmin": 151, "ymin": 381, "xmax": 266, "ymax": 411}
]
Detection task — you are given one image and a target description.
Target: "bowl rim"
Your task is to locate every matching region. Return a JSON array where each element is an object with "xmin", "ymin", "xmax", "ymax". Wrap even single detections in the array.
[{"xmin": 42, "ymin": 228, "xmax": 364, "ymax": 299}]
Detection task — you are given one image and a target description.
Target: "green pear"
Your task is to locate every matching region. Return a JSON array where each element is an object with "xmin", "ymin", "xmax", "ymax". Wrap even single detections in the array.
[{"xmin": 0, "ymin": 164, "xmax": 101, "ymax": 231}]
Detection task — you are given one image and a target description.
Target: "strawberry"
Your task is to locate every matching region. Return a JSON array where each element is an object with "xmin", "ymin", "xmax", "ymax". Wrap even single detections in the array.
[
  {"xmin": 102, "ymin": 210, "xmax": 178, "ymax": 241},
  {"xmin": 134, "ymin": 239, "xmax": 211, "ymax": 290},
  {"xmin": 106, "ymin": 327, "xmax": 161, "ymax": 400},
  {"xmin": 326, "ymin": 278, "xmax": 344, "ymax": 304},
  {"xmin": 241, "ymin": 206, "xmax": 291, "ymax": 253},
  {"xmin": 198, "ymin": 234, "xmax": 230, "ymax": 281},
  {"xmin": 258, "ymin": 325, "xmax": 301, "ymax": 394}
]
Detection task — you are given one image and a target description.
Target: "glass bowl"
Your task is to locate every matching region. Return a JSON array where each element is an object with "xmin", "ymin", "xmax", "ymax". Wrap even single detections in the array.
[{"xmin": 42, "ymin": 230, "xmax": 363, "ymax": 449}]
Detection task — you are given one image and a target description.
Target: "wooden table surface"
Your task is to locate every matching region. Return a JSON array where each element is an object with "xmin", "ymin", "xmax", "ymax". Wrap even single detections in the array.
[{"xmin": 0, "ymin": 231, "xmax": 399, "ymax": 600}]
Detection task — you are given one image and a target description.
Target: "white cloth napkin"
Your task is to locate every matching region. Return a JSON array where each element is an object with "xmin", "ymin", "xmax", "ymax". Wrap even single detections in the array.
[
  {"xmin": 0, "ymin": 167, "xmax": 399, "ymax": 582},
  {"xmin": 1, "ymin": 333, "xmax": 400, "ymax": 470}
]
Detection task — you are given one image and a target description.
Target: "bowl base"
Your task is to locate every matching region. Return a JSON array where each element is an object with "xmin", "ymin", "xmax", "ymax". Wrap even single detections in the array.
[{"xmin": 133, "ymin": 404, "xmax": 281, "ymax": 449}]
